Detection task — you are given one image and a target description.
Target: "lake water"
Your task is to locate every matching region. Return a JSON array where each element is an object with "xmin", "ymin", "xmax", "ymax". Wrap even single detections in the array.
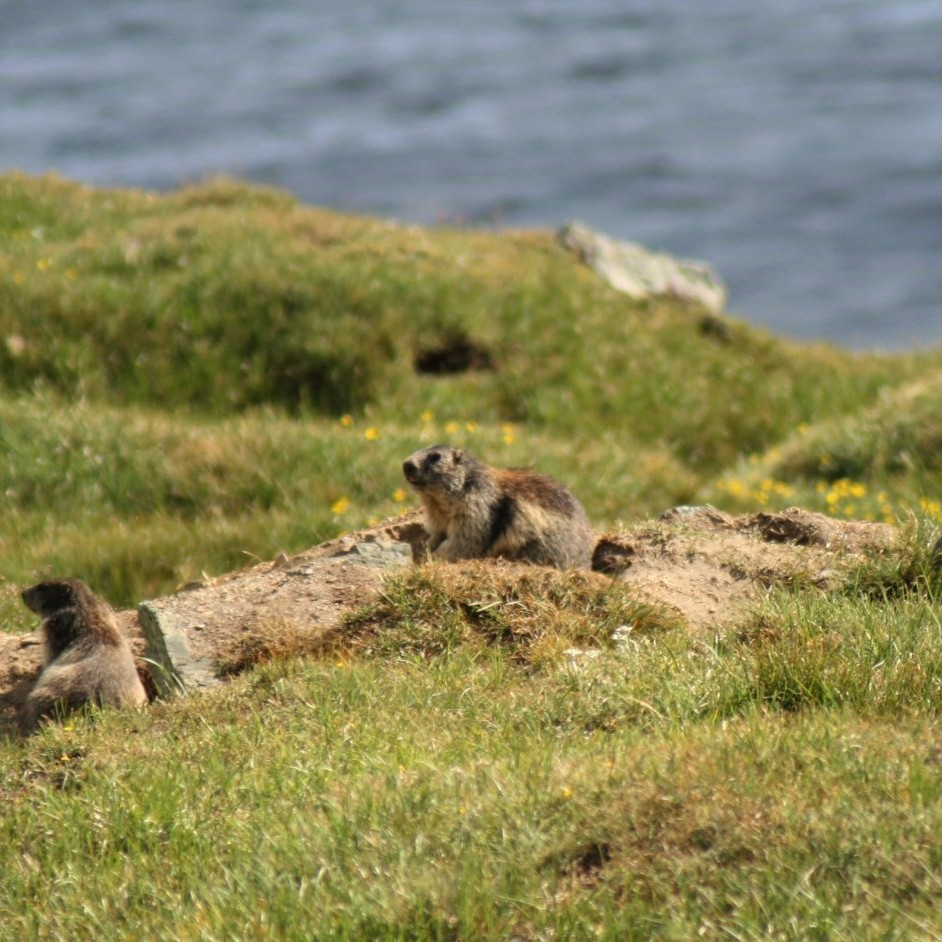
[{"xmin": 2, "ymin": 0, "xmax": 941, "ymax": 350}]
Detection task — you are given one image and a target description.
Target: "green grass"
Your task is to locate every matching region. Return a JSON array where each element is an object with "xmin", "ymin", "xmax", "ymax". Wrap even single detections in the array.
[
  {"xmin": 4, "ymin": 172, "xmax": 942, "ymax": 938},
  {"xmin": 5, "ymin": 621, "xmax": 942, "ymax": 940},
  {"xmin": 1, "ymin": 173, "xmax": 929, "ymax": 465}
]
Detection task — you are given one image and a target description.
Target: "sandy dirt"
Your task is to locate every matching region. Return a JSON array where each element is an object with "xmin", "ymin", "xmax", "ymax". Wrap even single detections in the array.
[{"xmin": 594, "ymin": 506, "xmax": 894, "ymax": 632}]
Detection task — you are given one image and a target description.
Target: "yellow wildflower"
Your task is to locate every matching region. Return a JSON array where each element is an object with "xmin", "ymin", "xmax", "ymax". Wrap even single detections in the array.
[
  {"xmin": 392, "ymin": 488, "xmax": 408, "ymax": 503},
  {"xmin": 339, "ymin": 414, "xmax": 353, "ymax": 428},
  {"xmin": 331, "ymin": 496, "xmax": 350, "ymax": 514},
  {"xmin": 444, "ymin": 420, "xmax": 459, "ymax": 435},
  {"xmin": 36, "ymin": 257, "xmax": 51, "ymax": 271},
  {"xmin": 420, "ymin": 409, "xmax": 434, "ymax": 423},
  {"xmin": 919, "ymin": 498, "xmax": 942, "ymax": 520},
  {"xmin": 364, "ymin": 426, "xmax": 378, "ymax": 441}
]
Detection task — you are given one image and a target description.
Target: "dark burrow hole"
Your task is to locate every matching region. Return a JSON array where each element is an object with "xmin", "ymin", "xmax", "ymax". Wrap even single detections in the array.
[{"xmin": 414, "ymin": 333, "xmax": 494, "ymax": 375}]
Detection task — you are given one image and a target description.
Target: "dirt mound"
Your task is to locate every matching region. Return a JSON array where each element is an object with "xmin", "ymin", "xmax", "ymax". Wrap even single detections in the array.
[
  {"xmin": 594, "ymin": 506, "xmax": 894, "ymax": 631},
  {"xmin": 0, "ymin": 507, "xmax": 896, "ymax": 737}
]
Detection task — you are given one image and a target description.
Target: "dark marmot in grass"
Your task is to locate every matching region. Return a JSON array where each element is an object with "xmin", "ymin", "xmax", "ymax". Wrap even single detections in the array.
[
  {"xmin": 20, "ymin": 579, "xmax": 147, "ymax": 733},
  {"xmin": 402, "ymin": 445, "xmax": 594, "ymax": 569}
]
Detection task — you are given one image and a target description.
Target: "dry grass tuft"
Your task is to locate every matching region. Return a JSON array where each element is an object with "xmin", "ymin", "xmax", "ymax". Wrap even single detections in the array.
[
  {"xmin": 216, "ymin": 617, "xmax": 340, "ymax": 675},
  {"xmin": 218, "ymin": 562, "xmax": 680, "ymax": 674},
  {"xmin": 342, "ymin": 560, "xmax": 681, "ymax": 664}
]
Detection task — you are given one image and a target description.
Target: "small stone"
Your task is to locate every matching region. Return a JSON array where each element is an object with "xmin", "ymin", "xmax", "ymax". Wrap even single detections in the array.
[{"xmin": 611, "ymin": 624, "xmax": 634, "ymax": 648}]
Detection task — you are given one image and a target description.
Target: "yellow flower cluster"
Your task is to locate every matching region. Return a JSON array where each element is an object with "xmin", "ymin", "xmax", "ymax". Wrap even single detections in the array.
[
  {"xmin": 812, "ymin": 479, "xmax": 898, "ymax": 524},
  {"xmin": 330, "ymin": 496, "xmax": 350, "ymax": 515},
  {"xmin": 717, "ymin": 474, "xmax": 908, "ymax": 525},
  {"xmin": 919, "ymin": 498, "xmax": 942, "ymax": 523},
  {"xmin": 815, "ymin": 478, "xmax": 871, "ymax": 520},
  {"xmin": 717, "ymin": 476, "xmax": 794, "ymax": 506},
  {"xmin": 7, "ymin": 259, "xmax": 76, "ymax": 284}
]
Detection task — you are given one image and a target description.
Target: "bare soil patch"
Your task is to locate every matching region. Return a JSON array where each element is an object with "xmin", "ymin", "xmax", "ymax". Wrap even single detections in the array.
[{"xmin": 594, "ymin": 506, "xmax": 894, "ymax": 631}]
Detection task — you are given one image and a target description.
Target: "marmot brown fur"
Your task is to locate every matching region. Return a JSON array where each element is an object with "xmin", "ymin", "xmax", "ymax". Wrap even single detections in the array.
[
  {"xmin": 20, "ymin": 578, "xmax": 147, "ymax": 733},
  {"xmin": 403, "ymin": 445, "xmax": 594, "ymax": 569}
]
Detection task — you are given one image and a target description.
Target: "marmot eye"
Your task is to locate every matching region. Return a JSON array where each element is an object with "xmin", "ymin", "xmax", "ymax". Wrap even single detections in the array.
[{"xmin": 427, "ymin": 452, "xmax": 441, "ymax": 464}]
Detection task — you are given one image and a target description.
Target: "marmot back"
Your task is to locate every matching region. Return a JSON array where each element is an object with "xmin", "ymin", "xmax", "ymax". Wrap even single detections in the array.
[
  {"xmin": 20, "ymin": 578, "xmax": 147, "ymax": 733},
  {"xmin": 402, "ymin": 445, "xmax": 594, "ymax": 569}
]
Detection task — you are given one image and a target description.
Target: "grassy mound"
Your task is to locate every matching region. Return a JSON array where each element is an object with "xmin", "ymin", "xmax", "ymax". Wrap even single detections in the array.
[
  {"xmin": 1, "ymin": 172, "xmax": 924, "ymax": 467},
  {"xmin": 3, "ymin": 172, "xmax": 942, "ymax": 606}
]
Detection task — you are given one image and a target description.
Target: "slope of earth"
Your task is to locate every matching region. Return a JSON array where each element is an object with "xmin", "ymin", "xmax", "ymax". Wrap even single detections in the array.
[{"xmin": 0, "ymin": 508, "xmax": 895, "ymax": 737}]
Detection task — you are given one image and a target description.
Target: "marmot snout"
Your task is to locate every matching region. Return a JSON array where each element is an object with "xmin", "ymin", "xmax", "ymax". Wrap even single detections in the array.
[{"xmin": 403, "ymin": 446, "xmax": 469, "ymax": 496}]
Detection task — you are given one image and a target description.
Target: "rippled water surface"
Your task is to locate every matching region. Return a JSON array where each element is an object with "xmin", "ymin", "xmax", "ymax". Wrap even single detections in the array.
[{"xmin": 2, "ymin": 0, "xmax": 942, "ymax": 348}]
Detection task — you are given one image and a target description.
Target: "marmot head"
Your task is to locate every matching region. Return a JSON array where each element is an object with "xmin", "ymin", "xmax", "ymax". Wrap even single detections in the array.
[
  {"xmin": 22, "ymin": 579, "xmax": 91, "ymax": 617},
  {"xmin": 403, "ymin": 445, "xmax": 471, "ymax": 497}
]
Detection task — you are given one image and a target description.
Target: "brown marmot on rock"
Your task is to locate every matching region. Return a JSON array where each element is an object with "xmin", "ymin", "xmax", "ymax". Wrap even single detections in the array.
[
  {"xmin": 402, "ymin": 445, "xmax": 594, "ymax": 569},
  {"xmin": 20, "ymin": 579, "xmax": 147, "ymax": 733}
]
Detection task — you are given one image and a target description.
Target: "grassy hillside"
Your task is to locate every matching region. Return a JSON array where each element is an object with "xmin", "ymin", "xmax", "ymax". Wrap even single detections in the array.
[
  {"xmin": 3, "ymin": 173, "xmax": 942, "ymax": 939},
  {"xmin": 3, "ymin": 172, "xmax": 941, "ymax": 604}
]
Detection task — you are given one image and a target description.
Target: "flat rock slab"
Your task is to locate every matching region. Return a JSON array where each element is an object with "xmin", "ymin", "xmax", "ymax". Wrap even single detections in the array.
[{"xmin": 139, "ymin": 532, "xmax": 416, "ymax": 695}]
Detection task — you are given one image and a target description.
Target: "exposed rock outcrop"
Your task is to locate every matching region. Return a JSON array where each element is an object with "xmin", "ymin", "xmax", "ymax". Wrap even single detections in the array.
[{"xmin": 557, "ymin": 221, "xmax": 727, "ymax": 313}]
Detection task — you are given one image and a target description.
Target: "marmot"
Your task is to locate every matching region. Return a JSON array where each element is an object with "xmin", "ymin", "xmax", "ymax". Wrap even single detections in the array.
[
  {"xmin": 402, "ymin": 445, "xmax": 594, "ymax": 569},
  {"xmin": 20, "ymin": 579, "xmax": 147, "ymax": 733}
]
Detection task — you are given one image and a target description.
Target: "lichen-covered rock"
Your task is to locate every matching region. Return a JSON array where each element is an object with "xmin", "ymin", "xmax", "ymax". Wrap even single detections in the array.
[{"xmin": 557, "ymin": 221, "xmax": 727, "ymax": 313}]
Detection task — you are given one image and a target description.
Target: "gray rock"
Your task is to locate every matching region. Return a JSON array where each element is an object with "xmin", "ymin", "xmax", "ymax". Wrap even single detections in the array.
[
  {"xmin": 139, "ymin": 602, "xmax": 217, "ymax": 697},
  {"xmin": 139, "ymin": 537, "xmax": 413, "ymax": 696},
  {"xmin": 557, "ymin": 221, "xmax": 727, "ymax": 313}
]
